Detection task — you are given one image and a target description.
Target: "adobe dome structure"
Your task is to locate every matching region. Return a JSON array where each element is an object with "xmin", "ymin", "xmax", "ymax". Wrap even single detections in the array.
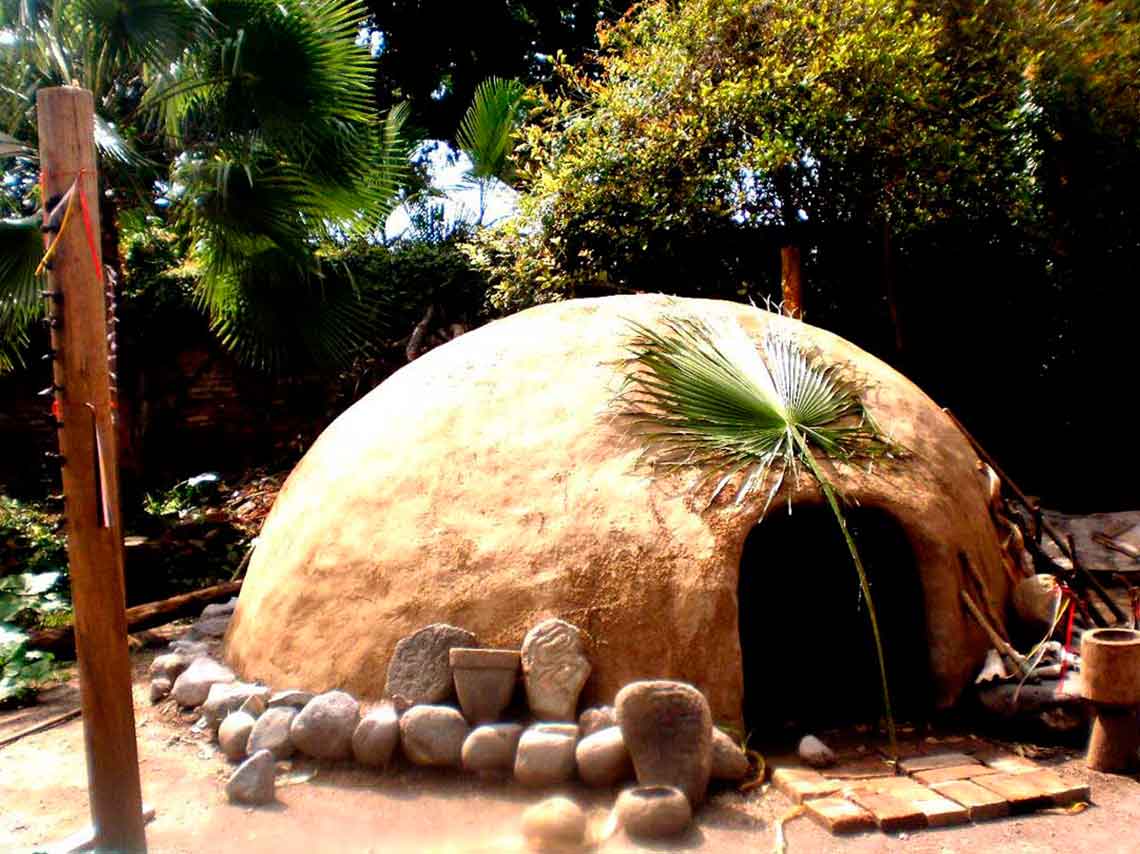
[{"xmin": 224, "ymin": 295, "xmax": 1011, "ymax": 726}]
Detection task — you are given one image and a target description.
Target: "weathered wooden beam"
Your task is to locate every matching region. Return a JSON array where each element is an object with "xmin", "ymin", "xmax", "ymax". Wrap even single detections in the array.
[
  {"xmin": 37, "ymin": 85, "xmax": 147, "ymax": 853},
  {"xmin": 27, "ymin": 580, "xmax": 242, "ymax": 657}
]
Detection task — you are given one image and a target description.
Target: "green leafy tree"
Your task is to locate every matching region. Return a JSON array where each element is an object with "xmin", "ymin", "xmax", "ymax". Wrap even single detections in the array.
[{"xmin": 465, "ymin": 0, "xmax": 1027, "ymax": 312}]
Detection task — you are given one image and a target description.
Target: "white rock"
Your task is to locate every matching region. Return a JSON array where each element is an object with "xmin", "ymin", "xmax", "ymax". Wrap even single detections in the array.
[
  {"xmin": 289, "ymin": 691, "xmax": 360, "ymax": 760},
  {"xmin": 710, "ymin": 728, "xmax": 750, "ymax": 780},
  {"xmin": 575, "ymin": 726, "xmax": 632, "ymax": 787},
  {"xmin": 797, "ymin": 734, "xmax": 837, "ymax": 769},
  {"xmin": 521, "ymin": 619, "xmax": 590, "ymax": 721},
  {"xmin": 225, "ymin": 749, "xmax": 275, "ymax": 805},
  {"xmin": 514, "ymin": 725, "xmax": 577, "ymax": 787},
  {"xmin": 247, "ymin": 707, "xmax": 297, "ymax": 760},
  {"xmin": 170, "ymin": 657, "xmax": 235, "ymax": 708},
  {"xmin": 399, "ymin": 705, "xmax": 469, "ymax": 767},
  {"xmin": 218, "ymin": 712, "xmax": 256, "ymax": 761},
  {"xmin": 352, "ymin": 703, "xmax": 400, "ymax": 767},
  {"xmin": 461, "ymin": 723, "xmax": 524, "ymax": 775}
]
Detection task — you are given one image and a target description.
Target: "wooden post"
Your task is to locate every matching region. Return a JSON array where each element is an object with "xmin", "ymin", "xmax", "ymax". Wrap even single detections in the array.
[
  {"xmin": 37, "ymin": 86, "xmax": 148, "ymax": 853},
  {"xmin": 780, "ymin": 245, "xmax": 802, "ymax": 317}
]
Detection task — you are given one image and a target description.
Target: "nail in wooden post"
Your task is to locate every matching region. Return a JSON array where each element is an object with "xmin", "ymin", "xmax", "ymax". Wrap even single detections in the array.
[{"xmin": 36, "ymin": 85, "xmax": 147, "ymax": 854}]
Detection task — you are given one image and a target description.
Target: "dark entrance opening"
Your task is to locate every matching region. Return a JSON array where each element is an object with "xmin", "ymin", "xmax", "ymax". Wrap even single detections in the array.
[{"xmin": 738, "ymin": 505, "xmax": 932, "ymax": 737}]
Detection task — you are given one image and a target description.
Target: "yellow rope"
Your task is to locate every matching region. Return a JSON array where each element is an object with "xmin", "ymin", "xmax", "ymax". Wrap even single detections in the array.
[{"xmin": 34, "ymin": 180, "xmax": 79, "ymax": 277}]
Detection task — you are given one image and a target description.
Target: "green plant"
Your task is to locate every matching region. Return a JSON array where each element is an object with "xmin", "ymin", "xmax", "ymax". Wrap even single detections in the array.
[
  {"xmin": 616, "ymin": 311, "xmax": 900, "ymax": 751},
  {"xmin": 0, "ymin": 628, "xmax": 56, "ymax": 707},
  {"xmin": 1, "ymin": 496, "xmax": 67, "ymax": 577},
  {"xmin": 0, "ymin": 573, "xmax": 64, "ymax": 707}
]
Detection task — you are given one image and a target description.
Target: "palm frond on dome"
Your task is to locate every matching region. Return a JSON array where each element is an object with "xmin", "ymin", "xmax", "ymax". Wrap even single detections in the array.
[{"xmin": 615, "ymin": 311, "xmax": 901, "ymax": 752}]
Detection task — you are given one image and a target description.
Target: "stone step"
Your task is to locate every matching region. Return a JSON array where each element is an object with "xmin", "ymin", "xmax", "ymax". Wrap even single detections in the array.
[
  {"xmin": 846, "ymin": 790, "xmax": 927, "ymax": 832},
  {"xmin": 982, "ymin": 755, "xmax": 1042, "ymax": 775},
  {"xmin": 973, "ymin": 770, "xmax": 1084, "ymax": 812},
  {"xmin": 803, "ymin": 797, "xmax": 876, "ymax": 834},
  {"xmin": 911, "ymin": 763, "xmax": 1002, "ymax": 786},
  {"xmin": 897, "ymin": 752, "xmax": 978, "ymax": 774},
  {"xmin": 772, "ymin": 767, "xmax": 841, "ymax": 804},
  {"xmin": 931, "ymin": 779, "xmax": 1011, "ymax": 822}
]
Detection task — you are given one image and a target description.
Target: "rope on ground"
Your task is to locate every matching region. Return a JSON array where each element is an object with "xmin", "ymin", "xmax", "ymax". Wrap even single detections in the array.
[{"xmin": 772, "ymin": 804, "xmax": 805, "ymax": 854}]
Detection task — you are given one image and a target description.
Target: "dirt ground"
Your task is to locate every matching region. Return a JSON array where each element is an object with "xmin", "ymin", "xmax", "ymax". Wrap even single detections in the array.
[{"xmin": 3, "ymin": 647, "xmax": 1140, "ymax": 854}]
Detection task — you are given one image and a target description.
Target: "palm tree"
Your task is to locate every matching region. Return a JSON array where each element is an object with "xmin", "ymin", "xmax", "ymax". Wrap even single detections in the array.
[
  {"xmin": 455, "ymin": 76, "xmax": 527, "ymax": 224},
  {"xmin": 616, "ymin": 311, "xmax": 901, "ymax": 752},
  {"xmin": 0, "ymin": 0, "xmax": 411, "ymax": 370}
]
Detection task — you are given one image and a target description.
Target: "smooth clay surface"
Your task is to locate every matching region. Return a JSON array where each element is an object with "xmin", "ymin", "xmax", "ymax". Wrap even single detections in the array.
[{"xmin": 224, "ymin": 295, "xmax": 1011, "ymax": 724}]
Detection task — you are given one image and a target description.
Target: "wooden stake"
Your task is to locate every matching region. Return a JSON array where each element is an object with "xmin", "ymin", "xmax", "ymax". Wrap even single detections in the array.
[
  {"xmin": 37, "ymin": 86, "xmax": 147, "ymax": 853},
  {"xmin": 780, "ymin": 245, "xmax": 803, "ymax": 317}
]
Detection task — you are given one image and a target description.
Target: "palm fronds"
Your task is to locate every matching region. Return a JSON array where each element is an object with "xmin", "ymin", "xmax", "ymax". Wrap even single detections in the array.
[
  {"xmin": 0, "ymin": 214, "xmax": 44, "ymax": 372},
  {"xmin": 457, "ymin": 77, "xmax": 527, "ymax": 186},
  {"xmin": 617, "ymin": 312, "xmax": 900, "ymax": 751}
]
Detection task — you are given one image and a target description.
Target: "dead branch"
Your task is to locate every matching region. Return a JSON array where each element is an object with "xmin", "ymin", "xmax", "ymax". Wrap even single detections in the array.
[{"xmin": 27, "ymin": 581, "xmax": 241, "ymax": 658}]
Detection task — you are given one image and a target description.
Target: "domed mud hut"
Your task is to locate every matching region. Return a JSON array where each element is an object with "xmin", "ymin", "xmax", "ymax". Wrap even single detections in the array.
[{"xmin": 224, "ymin": 295, "xmax": 1011, "ymax": 729}]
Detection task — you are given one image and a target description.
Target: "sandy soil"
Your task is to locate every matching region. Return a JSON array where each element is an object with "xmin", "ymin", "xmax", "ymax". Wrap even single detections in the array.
[{"xmin": 3, "ymin": 649, "xmax": 1140, "ymax": 854}]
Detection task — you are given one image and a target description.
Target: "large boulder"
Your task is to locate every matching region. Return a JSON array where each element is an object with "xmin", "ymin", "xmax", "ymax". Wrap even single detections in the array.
[{"xmin": 224, "ymin": 295, "xmax": 1011, "ymax": 723}]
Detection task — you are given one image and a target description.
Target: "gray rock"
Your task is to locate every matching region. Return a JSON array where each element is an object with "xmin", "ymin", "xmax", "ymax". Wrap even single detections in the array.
[
  {"xmin": 461, "ymin": 723, "xmax": 524, "ymax": 775},
  {"xmin": 521, "ymin": 797, "xmax": 587, "ymax": 849},
  {"xmin": 202, "ymin": 682, "xmax": 270, "ymax": 729},
  {"xmin": 615, "ymin": 785, "xmax": 691, "ymax": 839},
  {"xmin": 384, "ymin": 624, "xmax": 477, "ymax": 705},
  {"xmin": 576, "ymin": 726, "xmax": 632, "ymax": 787},
  {"xmin": 797, "ymin": 734, "xmax": 837, "ymax": 769},
  {"xmin": 399, "ymin": 706, "xmax": 469, "ymax": 766},
  {"xmin": 188, "ymin": 615, "xmax": 231, "ymax": 639},
  {"xmin": 289, "ymin": 691, "xmax": 360, "ymax": 760},
  {"xmin": 521, "ymin": 619, "xmax": 590, "ymax": 721},
  {"xmin": 170, "ymin": 657, "xmax": 236, "ymax": 708},
  {"xmin": 238, "ymin": 693, "xmax": 267, "ymax": 718},
  {"xmin": 578, "ymin": 706, "xmax": 616, "ymax": 738},
  {"xmin": 399, "ymin": 705, "xmax": 469, "ymax": 767},
  {"xmin": 149, "ymin": 652, "xmax": 191, "ymax": 682},
  {"xmin": 201, "ymin": 598, "xmax": 238, "ymax": 620},
  {"xmin": 514, "ymin": 725, "xmax": 577, "ymax": 787},
  {"xmin": 218, "ymin": 712, "xmax": 256, "ymax": 761},
  {"xmin": 247, "ymin": 707, "xmax": 297, "ymax": 760},
  {"xmin": 149, "ymin": 678, "xmax": 172, "ymax": 703},
  {"xmin": 168, "ymin": 639, "xmax": 211, "ymax": 657},
  {"xmin": 268, "ymin": 690, "xmax": 314, "ymax": 710},
  {"xmin": 352, "ymin": 703, "xmax": 400, "ymax": 767},
  {"xmin": 225, "ymin": 749, "xmax": 275, "ymax": 805},
  {"xmin": 710, "ymin": 728, "xmax": 750, "ymax": 780},
  {"xmin": 616, "ymin": 680, "xmax": 713, "ymax": 805}
]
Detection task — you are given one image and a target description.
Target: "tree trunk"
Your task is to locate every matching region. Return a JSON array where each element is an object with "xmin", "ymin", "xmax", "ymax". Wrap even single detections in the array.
[
  {"xmin": 775, "ymin": 166, "xmax": 803, "ymax": 317},
  {"xmin": 780, "ymin": 245, "xmax": 803, "ymax": 318},
  {"xmin": 883, "ymin": 219, "xmax": 905, "ymax": 357}
]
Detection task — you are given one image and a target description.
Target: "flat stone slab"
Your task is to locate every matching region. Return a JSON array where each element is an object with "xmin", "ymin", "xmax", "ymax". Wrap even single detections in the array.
[
  {"xmin": 897, "ymin": 752, "xmax": 977, "ymax": 774},
  {"xmin": 931, "ymin": 779, "xmax": 1011, "ymax": 821},
  {"xmin": 983, "ymin": 755, "xmax": 1042, "ymax": 775},
  {"xmin": 803, "ymin": 797, "xmax": 876, "ymax": 834},
  {"xmin": 909, "ymin": 791, "xmax": 971, "ymax": 827},
  {"xmin": 828, "ymin": 756, "xmax": 896, "ymax": 780},
  {"xmin": 844, "ymin": 776, "xmax": 932, "ymax": 800},
  {"xmin": 771, "ymin": 767, "xmax": 840, "ymax": 804},
  {"xmin": 974, "ymin": 772, "xmax": 1057, "ymax": 811},
  {"xmin": 994, "ymin": 770, "xmax": 1089, "ymax": 802},
  {"xmin": 846, "ymin": 790, "xmax": 927, "ymax": 832},
  {"xmin": 912, "ymin": 763, "xmax": 1001, "ymax": 786}
]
